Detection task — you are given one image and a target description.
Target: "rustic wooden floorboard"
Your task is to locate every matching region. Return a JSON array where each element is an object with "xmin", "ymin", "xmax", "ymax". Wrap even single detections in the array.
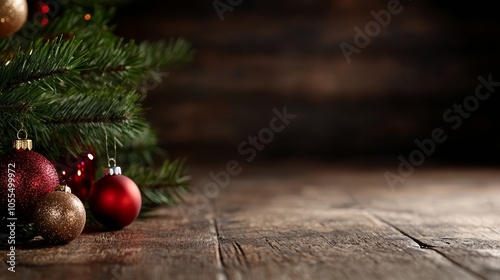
[
  {"xmin": 0, "ymin": 197, "xmax": 220, "ymax": 280},
  {"xmin": 209, "ymin": 168, "xmax": 487, "ymax": 280},
  {"xmin": 352, "ymin": 169, "xmax": 500, "ymax": 280},
  {"xmin": 1, "ymin": 164, "xmax": 499, "ymax": 280}
]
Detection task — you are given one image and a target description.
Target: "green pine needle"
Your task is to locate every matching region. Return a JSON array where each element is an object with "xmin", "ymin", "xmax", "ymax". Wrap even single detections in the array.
[{"xmin": 0, "ymin": 3, "xmax": 192, "ymax": 216}]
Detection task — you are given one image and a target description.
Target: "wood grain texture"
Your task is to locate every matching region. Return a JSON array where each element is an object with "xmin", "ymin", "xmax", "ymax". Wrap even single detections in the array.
[
  {"xmin": 1, "ymin": 163, "xmax": 499, "ymax": 280},
  {"xmin": 0, "ymin": 199, "xmax": 219, "ymax": 280},
  {"xmin": 353, "ymin": 169, "xmax": 500, "ymax": 280}
]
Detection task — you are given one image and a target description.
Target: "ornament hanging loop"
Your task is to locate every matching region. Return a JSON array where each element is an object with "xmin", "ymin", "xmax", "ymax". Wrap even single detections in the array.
[
  {"xmin": 17, "ymin": 128, "xmax": 28, "ymax": 140},
  {"xmin": 104, "ymin": 132, "xmax": 121, "ymax": 176},
  {"xmin": 108, "ymin": 158, "xmax": 117, "ymax": 168}
]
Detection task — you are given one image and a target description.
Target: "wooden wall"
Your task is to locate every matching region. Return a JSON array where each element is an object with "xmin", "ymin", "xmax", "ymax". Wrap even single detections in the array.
[{"xmin": 115, "ymin": 0, "xmax": 500, "ymax": 163}]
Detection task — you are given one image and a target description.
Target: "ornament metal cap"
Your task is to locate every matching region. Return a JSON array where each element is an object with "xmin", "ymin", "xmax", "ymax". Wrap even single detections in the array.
[
  {"xmin": 104, "ymin": 158, "xmax": 122, "ymax": 176},
  {"xmin": 104, "ymin": 166, "xmax": 122, "ymax": 176},
  {"xmin": 13, "ymin": 129, "xmax": 32, "ymax": 150},
  {"xmin": 54, "ymin": 185, "xmax": 72, "ymax": 193}
]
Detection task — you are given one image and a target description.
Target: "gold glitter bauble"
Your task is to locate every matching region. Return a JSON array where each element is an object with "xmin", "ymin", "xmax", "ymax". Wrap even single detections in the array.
[
  {"xmin": 34, "ymin": 186, "xmax": 86, "ymax": 244},
  {"xmin": 0, "ymin": 0, "xmax": 28, "ymax": 38}
]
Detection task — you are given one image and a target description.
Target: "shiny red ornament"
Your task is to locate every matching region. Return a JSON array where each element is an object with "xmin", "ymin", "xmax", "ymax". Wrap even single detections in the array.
[
  {"xmin": 53, "ymin": 152, "xmax": 96, "ymax": 201},
  {"xmin": 89, "ymin": 168, "xmax": 141, "ymax": 229},
  {"xmin": 0, "ymin": 150, "xmax": 59, "ymax": 223}
]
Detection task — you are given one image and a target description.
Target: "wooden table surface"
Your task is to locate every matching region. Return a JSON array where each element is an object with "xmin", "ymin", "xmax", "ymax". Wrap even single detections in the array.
[{"xmin": 1, "ymin": 163, "xmax": 500, "ymax": 280}]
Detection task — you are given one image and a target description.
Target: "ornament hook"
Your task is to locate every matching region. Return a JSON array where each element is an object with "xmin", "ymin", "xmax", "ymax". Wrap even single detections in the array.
[
  {"xmin": 104, "ymin": 132, "xmax": 121, "ymax": 176},
  {"xmin": 17, "ymin": 128, "xmax": 28, "ymax": 140},
  {"xmin": 105, "ymin": 132, "xmax": 117, "ymax": 164},
  {"xmin": 108, "ymin": 158, "xmax": 116, "ymax": 168}
]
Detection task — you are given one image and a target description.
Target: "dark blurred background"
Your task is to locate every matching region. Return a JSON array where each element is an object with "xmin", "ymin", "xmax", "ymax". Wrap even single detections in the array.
[{"xmin": 113, "ymin": 0, "xmax": 500, "ymax": 164}]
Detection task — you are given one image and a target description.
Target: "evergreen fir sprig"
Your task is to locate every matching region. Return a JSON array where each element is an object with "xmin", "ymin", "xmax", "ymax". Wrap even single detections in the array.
[
  {"xmin": 127, "ymin": 159, "xmax": 190, "ymax": 209},
  {"xmin": 135, "ymin": 39, "xmax": 193, "ymax": 93},
  {"xmin": 36, "ymin": 87, "xmax": 146, "ymax": 156},
  {"xmin": 0, "ymin": 38, "xmax": 86, "ymax": 92},
  {"xmin": 0, "ymin": 34, "xmax": 190, "ymax": 158},
  {"xmin": 0, "ymin": 2, "xmax": 192, "ymax": 210},
  {"xmin": 118, "ymin": 124, "xmax": 165, "ymax": 166},
  {"xmin": 138, "ymin": 39, "xmax": 193, "ymax": 69},
  {"xmin": 129, "ymin": 159, "xmax": 190, "ymax": 188}
]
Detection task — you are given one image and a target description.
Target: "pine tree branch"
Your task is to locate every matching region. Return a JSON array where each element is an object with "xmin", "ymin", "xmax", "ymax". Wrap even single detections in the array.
[
  {"xmin": 0, "ymin": 38, "xmax": 86, "ymax": 93},
  {"xmin": 3, "ymin": 68, "xmax": 70, "ymax": 93},
  {"xmin": 0, "ymin": 102, "xmax": 31, "ymax": 113},
  {"xmin": 50, "ymin": 115, "xmax": 131, "ymax": 124},
  {"xmin": 127, "ymin": 159, "xmax": 190, "ymax": 210},
  {"xmin": 117, "ymin": 124, "xmax": 164, "ymax": 166},
  {"xmin": 80, "ymin": 65, "xmax": 126, "ymax": 76},
  {"xmin": 0, "ymin": 3, "xmax": 193, "ymax": 214}
]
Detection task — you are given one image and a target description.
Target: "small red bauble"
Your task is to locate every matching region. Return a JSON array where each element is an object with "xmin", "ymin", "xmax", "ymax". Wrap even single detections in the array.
[
  {"xmin": 54, "ymin": 151, "xmax": 96, "ymax": 201},
  {"xmin": 89, "ymin": 167, "xmax": 141, "ymax": 229},
  {"xmin": 0, "ymin": 134, "xmax": 59, "ymax": 223}
]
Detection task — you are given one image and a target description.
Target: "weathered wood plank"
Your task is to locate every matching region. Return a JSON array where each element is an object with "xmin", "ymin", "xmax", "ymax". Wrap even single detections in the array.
[
  {"xmin": 0, "ymin": 194, "xmax": 220, "ymax": 280},
  {"xmin": 208, "ymin": 166, "xmax": 484, "ymax": 280},
  {"xmin": 353, "ymin": 168, "xmax": 500, "ymax": 280},
  {"xmin": 1, "ymin": 165, "xmax": 499, "ymax": 280}
]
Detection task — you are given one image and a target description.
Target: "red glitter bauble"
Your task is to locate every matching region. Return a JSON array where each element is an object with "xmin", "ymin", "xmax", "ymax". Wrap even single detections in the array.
[
  {"xmin": 89, "ymin": 174, "xmax": 141, "ymax": 229},
  {"xmin": 0, "ymin": 150, "xmax": 59, "ymax": 223}
]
